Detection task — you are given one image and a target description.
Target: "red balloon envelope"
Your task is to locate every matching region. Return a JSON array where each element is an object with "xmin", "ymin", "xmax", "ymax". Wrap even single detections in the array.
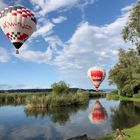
[
  {"xmin": 88, "ymin": 67, "xmax": 106, "ymax": 91},
  {"xmin": 89, "ymin": 100, "xmax": 107, "ymax": 124}
]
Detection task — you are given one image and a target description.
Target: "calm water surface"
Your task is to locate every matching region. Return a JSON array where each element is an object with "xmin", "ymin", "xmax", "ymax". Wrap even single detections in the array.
[{"xmin": 0, "ymin": 98, "xmax": 140, "ymax": 140}]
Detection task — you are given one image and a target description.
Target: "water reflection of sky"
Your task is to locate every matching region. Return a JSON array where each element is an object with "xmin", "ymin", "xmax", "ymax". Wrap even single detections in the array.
[{"xmin": 0, "ymin": 99, "xmax": 139, "ymax": 140}]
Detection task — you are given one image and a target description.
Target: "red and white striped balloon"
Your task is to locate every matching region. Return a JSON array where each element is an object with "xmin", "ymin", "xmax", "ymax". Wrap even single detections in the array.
[
  {"xmin": 0, "ymin": 5, "xmax": 36, "ymax": 54},
  {"xmin": 88, "ymin": 67, "xmax": 106, "ymax": 91}
]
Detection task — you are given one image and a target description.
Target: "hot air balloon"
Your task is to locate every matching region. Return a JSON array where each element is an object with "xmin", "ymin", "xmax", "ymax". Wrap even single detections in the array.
[
  {"xmin": 0, "ymin": 5, "xmax": 36, "ymax": 54},
  {"xmin": 88, "ymin": 100, "xmax": 107, "ymax": 124},
  {"xmin": 88, "ymin": 67, "xmax": 106, "ymax": 91}
]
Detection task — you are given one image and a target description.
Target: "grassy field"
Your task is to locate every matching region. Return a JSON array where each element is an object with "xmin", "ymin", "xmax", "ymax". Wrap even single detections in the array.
[{"xmin": 97, "ymin": 124, "xmax": 140, "ymax": 140}]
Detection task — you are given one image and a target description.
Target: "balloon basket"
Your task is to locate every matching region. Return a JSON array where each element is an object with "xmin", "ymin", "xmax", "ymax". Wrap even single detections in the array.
[
  {"xmin": 16, "ymin": 50, "xmax": 19, "ymax": 54},
  {"xmin": 96, "ymin": 88, "xmax": 99, "ymax": 92}
]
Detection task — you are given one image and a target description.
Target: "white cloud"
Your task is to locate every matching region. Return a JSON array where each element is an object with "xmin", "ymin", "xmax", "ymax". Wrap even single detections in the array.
[
  {"xmin": 77, "ymin": 0, "xmax": 95, "ymax": 20},
  {"xmin": 121, "ymin": 5, "xmax": 133, "ymax": 13},
  {"xmin": 16, "ymin": 5, "xmax": 131, "ymax": 70},
  {"xmin": 51, "ymin": 7, "xmax": 132, "ymax": 86},
  {"xmin": 32, "ymin": 21, "xmax": 55, "ymax": 38},
  {"xmin": 54, "ymin": 19, "xmax": 126, "ymax": 72},
  {"xmin": 0, "ymin": 0, "xmax": 132, "ymax": 88},
  {"xmin": 30, "ymin": 16, "xmax": 67, "ymax": 42},
  {"xmin": 30, "ymin": 0, "xmax": 80, "ymax": 15},
  {"xmin": 52, "ymin": 16, "xmax": 67, "ymax": 24},
  {"xmin": 0, "ymin": 47, "xmax": 10, "ymax": 62},
  {"xmin": 15, "ymin": 49, "xmax": 52, "ymax": 64},
  {"xmin": 28, "ymin": 0, "xmax": 97, "ymax": 43},
  {"xmin": 15, "ymin": 36, "xmax": 64, "ymax": 63}
]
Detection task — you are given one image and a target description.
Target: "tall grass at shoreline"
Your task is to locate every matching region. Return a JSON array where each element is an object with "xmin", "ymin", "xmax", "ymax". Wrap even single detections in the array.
[
  {"xmin": 0, "ymin": 91, "xmax": 106, "ymax": 107},
  {"xmin": 25, "ymin": 92, "xmax": 89, "ymax": 108},
  {"xmin": 0, "ymin": 93, "xmax": 49, "ymax": 105}
]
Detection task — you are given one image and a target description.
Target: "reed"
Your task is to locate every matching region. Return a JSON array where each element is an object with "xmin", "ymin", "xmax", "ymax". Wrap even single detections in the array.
[{"xmin": 25, "ymin": 92, "xmax": 89, "ymax": 108}]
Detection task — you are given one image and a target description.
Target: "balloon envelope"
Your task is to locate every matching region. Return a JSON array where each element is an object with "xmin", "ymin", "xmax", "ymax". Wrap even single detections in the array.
[
  {"xmin": 89, "ymin": 100, "xmax": 107, "ymax": 124},
  {"xmin": 88, "ymin": 67, "xmax": 106, "ymax": 91},
  {"xmin": 0, "ymin": 5, "xmax": 36, "ymax": 53}
]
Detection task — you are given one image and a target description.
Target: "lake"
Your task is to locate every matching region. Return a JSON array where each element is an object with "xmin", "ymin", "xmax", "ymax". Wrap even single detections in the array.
[{"xmin": 0, "ymin": 98, "xmax": 140, "ymax": 140}]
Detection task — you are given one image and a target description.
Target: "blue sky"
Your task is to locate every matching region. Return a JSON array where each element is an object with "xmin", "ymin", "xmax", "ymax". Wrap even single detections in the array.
[{"xmin": 0, "ymin": 0, "xmax": 136, "ymax": 90}]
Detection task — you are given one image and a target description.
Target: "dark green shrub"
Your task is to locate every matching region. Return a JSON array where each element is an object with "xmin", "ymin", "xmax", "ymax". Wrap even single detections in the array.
[{"xmin": 51, "ymin": 81, "xmax": 69, "ymax": 95}]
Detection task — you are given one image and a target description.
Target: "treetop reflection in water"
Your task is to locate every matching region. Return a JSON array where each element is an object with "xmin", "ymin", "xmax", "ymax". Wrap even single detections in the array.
[
  {"xmin": 24, "ymin": 103, "xmax": 88, "ymax": 125},
  {"xmin": 88, "ymin": 99, "xmax": 108, "ymax": 124},
  {"xmin": 111, "ymin": 100, "xmax": 140, "ymax": 130}
]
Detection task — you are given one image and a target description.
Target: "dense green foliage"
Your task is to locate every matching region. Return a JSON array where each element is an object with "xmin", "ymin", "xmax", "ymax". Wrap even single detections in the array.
[
  {"xmin": 122, "ymin": 1, "xmax": 140, "ymax": 54},
  {"xmin": 51, "ymin": 81, "xmax": 69, "ymax": 95},
  {"xmin": 109, "ymin": 1, "xmax": 140, "ymax": 96},
  {"xmin": 109, "ymin": 49, "xmax": 140, "ymax": 96}
]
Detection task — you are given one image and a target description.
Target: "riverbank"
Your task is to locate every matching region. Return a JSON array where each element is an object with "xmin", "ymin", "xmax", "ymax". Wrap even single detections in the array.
[
  {"xmin": 106, "ymin": 93, "xmax": 140, "ymax": 102},
  {"xmin": 97, "ymin": 124, "xmax": 140, "ymax": 140}
]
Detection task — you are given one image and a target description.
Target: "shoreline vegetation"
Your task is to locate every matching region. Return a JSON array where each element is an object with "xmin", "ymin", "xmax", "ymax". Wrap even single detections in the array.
[
  {"xmin": 1, "ymin": 88, "xmax": 140, "ymax": 107},
  {"xmin": 0, "ymin": 81, "xmax": 106, "ymax": 108},
  {"xmin": 106, "ymin": 90, "xmax": 140, "ymax": 102},
  {"xmin": 0, "ymin": 90, "xmax": 106, "ymax": 107}
]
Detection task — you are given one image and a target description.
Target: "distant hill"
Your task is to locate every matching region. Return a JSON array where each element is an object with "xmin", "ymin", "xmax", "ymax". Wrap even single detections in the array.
[{"xmin": 0, "ymin": 88, "xmax": 112, "ymax": 93}]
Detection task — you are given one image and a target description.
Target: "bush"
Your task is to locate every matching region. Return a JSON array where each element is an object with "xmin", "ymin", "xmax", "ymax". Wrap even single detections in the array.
[
  {"xmin": 106, "ymin": 93, "xmax": 119, "ymax": 100},
  {"xmin": 111, "ymin": 89, "xmax": 118, "ymax": 95},
  {"xmin": 51, "ymin": 81, "xmax": 69, "ymax": 95}
]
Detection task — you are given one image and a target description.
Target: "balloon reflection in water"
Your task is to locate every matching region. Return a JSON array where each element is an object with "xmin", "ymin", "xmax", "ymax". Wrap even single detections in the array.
[{"xmin": 89, "ymin": 100, "xmax": 108, "ymax": 124}]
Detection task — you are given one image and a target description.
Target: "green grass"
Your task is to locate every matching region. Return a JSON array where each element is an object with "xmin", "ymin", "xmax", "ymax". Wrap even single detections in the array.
[
  {"xmin": 119, "ymin": 96, "xmax": 140, "ymax": 102},
  {"xmin": 123, "ymin": 124, "xmax": 140, "ymax": 140},
  {"xmin": 106, "ymin": 93, "xmax": 120, "ymax": 100},
  {"xmin": 106, "ymin": 93, "xmax": 140, "ymax": 102},
  {"xmin": 97, "ymin": 124, "xmax": 140, "ymax": 140}
]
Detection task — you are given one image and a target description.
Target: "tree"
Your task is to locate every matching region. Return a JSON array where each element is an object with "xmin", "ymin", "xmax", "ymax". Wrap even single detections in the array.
[
  {"xmin": 122, "ymin": 1, "xmax": 140, "ymax": 55},
  {"xmin": 109, "ymin": 49, "xmax": 128, "ymax": 95},
  {"xmin": 109, "ymin": 48, "xmax": 140, "ymax": 96},
  {"xmin": 51, "ymin": 81, "xmax": 70, "ymax": 95},
  {"xmin": 122, "ymin": 0, "xmax": 140, "ymax": 95},
  {"xmin": 109, "ymin": 1, "xmax": 140, "ymax": 96}
]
